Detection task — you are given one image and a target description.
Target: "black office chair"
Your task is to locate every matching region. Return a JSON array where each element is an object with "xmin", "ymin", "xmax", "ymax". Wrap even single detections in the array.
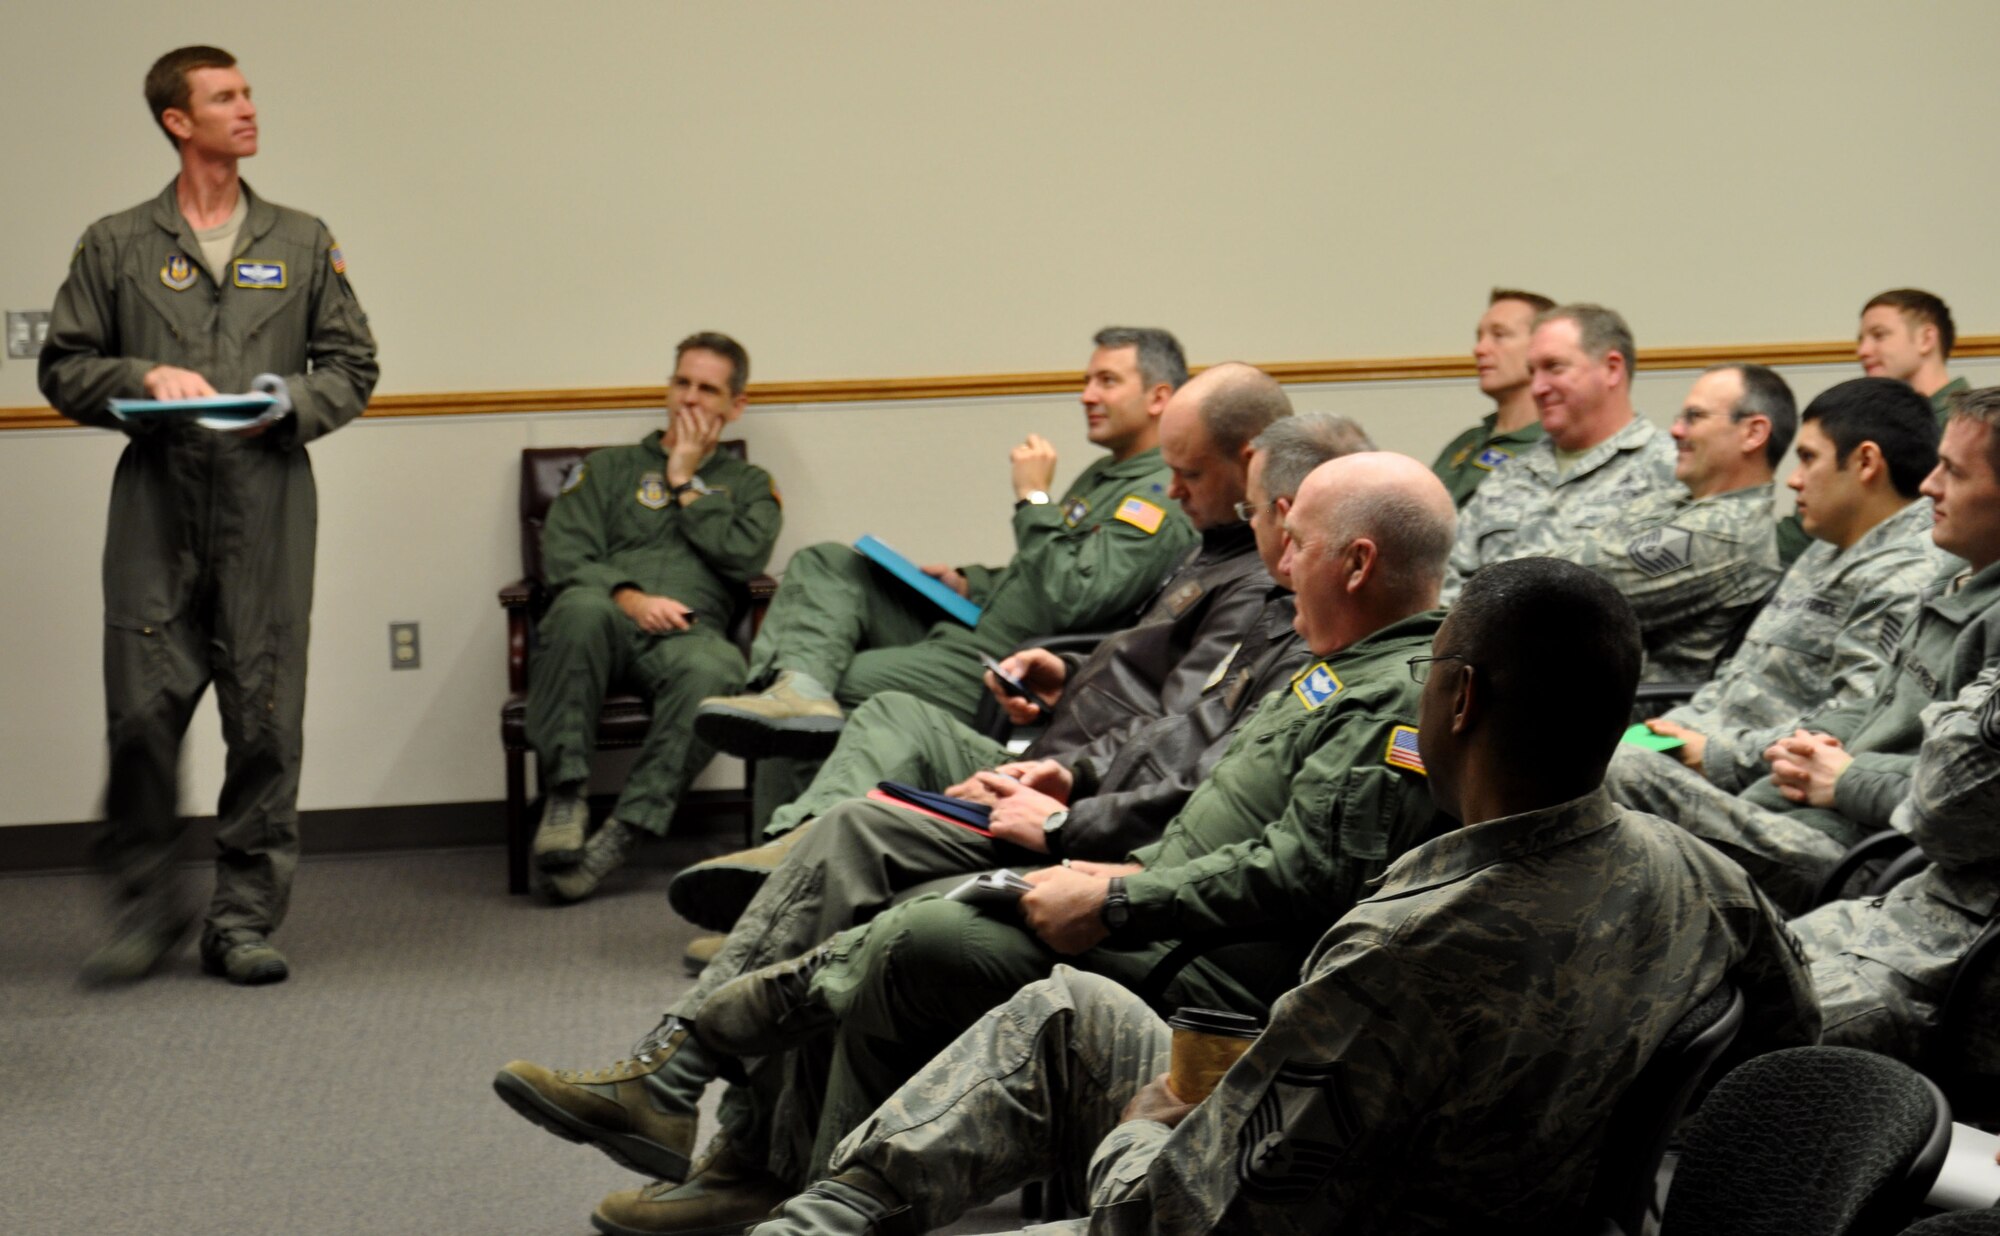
[
  {"xmin": 1584, "ymin": 985, "xmax": 1746, "ymax": 1236},
  {"xmin": 1659, "ymin": 1046, "xmax": 1952, "ymax": 1236},
  {"xmin": 1815, "ymin": 830, "xmax": 1922, "ymax": 908},
  {"xmin": 1932, "ymin": 916, "xmax": 2000, "ymax": 1128}
]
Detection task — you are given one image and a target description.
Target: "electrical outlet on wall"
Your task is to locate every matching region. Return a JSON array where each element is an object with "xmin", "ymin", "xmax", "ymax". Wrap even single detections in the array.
[
  {"xmin": 389, "ymin": 622, "xmax": 421, "ymax": 669},
  {"xmin": 6, "ymin": 311, "xmax": 51, "ymax": 360}
]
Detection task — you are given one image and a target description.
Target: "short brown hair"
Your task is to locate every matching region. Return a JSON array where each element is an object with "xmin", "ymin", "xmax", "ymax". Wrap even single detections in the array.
[
  {"xmin": 676, "ymin": 331, "xmax": 751, "ymax": 396},
  {"xmin": 1946, "ymin": 386, "xmax": 2000, "ymax": 477},
  {"xmin": 1489, "ymin": 288, "xmax": 1556, "ymax": 314},
  {"xmin": 145, "ymin": 46, "xmax": 237, "ymax": 148},
  {"xmin": 1863, "ymin": 288, "xmax": 1956, "ymax": 360},
  {"xmin": 1535, "ymin": 303, "xmax": 1636, "ymax": 380}
]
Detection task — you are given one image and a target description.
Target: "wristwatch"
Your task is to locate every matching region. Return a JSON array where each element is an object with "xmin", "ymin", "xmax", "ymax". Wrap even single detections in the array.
[
  {"xmin": 668, "ymin": 475, "xmax": 712, "ymax": 501},
  {"xmin": 1100, "ymin": 876, "xmax": 1131, "ymax": 933},
  {"xmin": 1041, "ymin": 808, "xmax": 1069, "ymax": 858},
  {"xmin": 1015, "ymin": 489, "xmax": 1051, "ymax": 510}
]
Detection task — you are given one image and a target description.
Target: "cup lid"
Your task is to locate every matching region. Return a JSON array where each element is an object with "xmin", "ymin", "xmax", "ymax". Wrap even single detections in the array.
[{"xmin": 1167, "ymin": 1007, "xmax": 1263, "ymax": 1038}]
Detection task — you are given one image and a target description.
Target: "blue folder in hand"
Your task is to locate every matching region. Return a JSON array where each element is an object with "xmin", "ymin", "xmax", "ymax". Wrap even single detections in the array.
[{"xmin": 853, "ymin": 534, "xmax": 984, "ymax": 627}]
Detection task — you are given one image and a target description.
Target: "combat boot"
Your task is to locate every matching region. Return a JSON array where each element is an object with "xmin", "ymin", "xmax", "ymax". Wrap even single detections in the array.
[
  {"xmin": 590, "ymin": 1132, "xmax": 789, "ymax": 1236},
  {"xmin": 692, "ymin": 671, "xmax": 845, "ymax": 760},
  {"xmin": 694, "ymin": 943, "xmax": 837, "ymax": 1058},
  {"xmin": 666, "ymin": 818, "xmax": 820, "ymax": 932},
  {"xmin": 79, "ymin": 904, "xmax": 192, "ymax": 986},
  {"xmin": 534, "ymin": 784, "xmax": 590, "ymax": 870},
  {"xmin": 682, "ymin": 934, "xmax": 726, "ymax": 976},
  {"xmin": 199, "ymin": 930, "xmax": 290, "ymax": 986},
  {"xmin": 546, "ymin": 818, "xmax": 641, "ymax": 904},
  {"xmin": 493, "ymin": 1016, "xmax": 709, "ymax": 1183}
]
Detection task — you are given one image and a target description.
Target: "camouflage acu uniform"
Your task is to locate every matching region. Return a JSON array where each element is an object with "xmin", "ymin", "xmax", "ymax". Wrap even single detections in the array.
[
  {"xmin": 1605, "ymin": 557, "xmax": 2000, "ymax": 913},
  {"xmin": 1441, "ymin": 417, "xmax": 1678, "ymax": 604},
  {"xmin": 727, "ymin": 612, "xmax": 1445, "ymax": 1184},
  {"xmin": 748, "ymin": 791, "xmax": 1816, "ymax": 1236},
  {"xmin": 1661, "ymin": 498, "xmax": 1939, "ymax": 791},
  {"xmin": 1791, "ymin": 662, "xmax": 2000, "ymax": 1064},
  {"xmin": 1565, "ymin": 483, "xmax": 1784, "ymax": 683}
]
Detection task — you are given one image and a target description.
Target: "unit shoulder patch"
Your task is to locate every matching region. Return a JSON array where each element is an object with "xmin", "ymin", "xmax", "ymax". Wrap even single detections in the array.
[
  {"xmin": 1114, "ymin": 495, "xmax": 1167, "ymax": 534},
  {"xmin": 1062, "ymin": 496, "xmax": 1090, "ymax": 528},
  {"xmin": 1384, "ymin": 725, "xmax": 1426, "ymax": 775},
  {"xmin": 1473, "ymin": 446, "xmax": 1513, "ymax": 471},
  {"xmin": 1292, "ymin": 661, "xmax": 1343, "ymax": 710},
  {"xmin": 160, "ymin": 254, "xmax": 197, "ymax": 291},
  {"xmin": 1627, "ymin": 526, "xmax": 1695, "ymax": 577}
]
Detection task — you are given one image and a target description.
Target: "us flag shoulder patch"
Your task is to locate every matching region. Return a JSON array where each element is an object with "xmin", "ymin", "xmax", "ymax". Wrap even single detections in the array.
[
  {"xmin": 1114, "ymin": 495, "xmax": 1167, "ymax": 535},
  {"xmin": 1384, "ymin": 725, "xmax": 1426, "ymax": 775}
]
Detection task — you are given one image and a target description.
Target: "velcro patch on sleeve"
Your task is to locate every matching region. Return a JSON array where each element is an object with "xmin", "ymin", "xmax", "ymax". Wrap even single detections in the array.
[
  {"xmin": 1291, "ymin": 661, "xmax": 1343, "ymax": 710},
  {"xmin": 1384, "ymin": 725, "xmax": 1426, "ymax": 775},
  {"xmin": 1627, "ymin": 526, "xmax": 1695, "ymax": 577},
  {"xmin": 1473, "ymin": 446, "xmax": 1513, "ymax": 471},
  {"xmin": 1114, "ymin": 495, "xmax": 1167, "ymax": 534}
]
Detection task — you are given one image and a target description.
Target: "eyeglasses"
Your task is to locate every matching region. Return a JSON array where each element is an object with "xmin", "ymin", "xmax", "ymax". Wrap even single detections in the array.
[
  {"xmin": 1407, "ymin": 654, "xmax": 1470, "ymax": 683},
  {"xmin": 1233, "ymin": 500, "xmax": 1264, "ymax": 521}
]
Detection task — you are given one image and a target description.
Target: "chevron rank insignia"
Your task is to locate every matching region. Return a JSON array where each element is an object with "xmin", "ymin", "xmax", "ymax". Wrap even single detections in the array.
[
  {"xmin": 1627, "ymin": 526, "xmax": 1694, "ymax": 577},
  {"xmin": 1114, "ymin": 495, "xmax": 1167, "ymax": 534},
  {"xmin": 1292, "ymin": 661, "xmax": 1342, "ymax": 710}
]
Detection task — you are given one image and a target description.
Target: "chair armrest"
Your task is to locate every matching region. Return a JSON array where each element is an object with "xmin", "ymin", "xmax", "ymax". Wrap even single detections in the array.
[
  {"xmin": 1631, "ymin": 681, "xmax": 1701, "ymax": 721},
  {"xmin": 1812, "ymin": 829, "xmax": 1917, "ymax": 908},
  {"xmin": 501, "ymin": 578, "xmax": 536, "ymax": 695}
]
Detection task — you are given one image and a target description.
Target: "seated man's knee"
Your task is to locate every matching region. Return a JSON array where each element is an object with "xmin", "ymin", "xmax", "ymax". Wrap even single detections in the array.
[{"xmin": 542, "ymin": 586, "xmax": 623, "ymax": 639}]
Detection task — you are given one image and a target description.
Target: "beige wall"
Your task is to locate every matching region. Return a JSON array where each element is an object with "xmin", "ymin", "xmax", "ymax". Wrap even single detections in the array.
[{"xmin": 3, "ymin": 2, "xmax": 1998, "ymax": 826}]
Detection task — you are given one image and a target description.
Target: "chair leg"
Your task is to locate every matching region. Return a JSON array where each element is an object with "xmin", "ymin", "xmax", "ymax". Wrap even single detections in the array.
[{"xmin": 505, "ymin": 748, "xmax": 530, "ymax": 895}]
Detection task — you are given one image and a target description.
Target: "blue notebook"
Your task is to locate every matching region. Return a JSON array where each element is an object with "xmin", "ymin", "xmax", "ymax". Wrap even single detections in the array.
[
  {"xmin": 108, "ymin": 393, "xmax": 278, "ymax": 429},
  {"xmin": 854, "ymin": 534, "xmax": 984, "ymax": 627}
]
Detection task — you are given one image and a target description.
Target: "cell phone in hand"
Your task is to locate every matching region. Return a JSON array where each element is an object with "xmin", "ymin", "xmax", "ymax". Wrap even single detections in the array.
[{"xmin": 978, "ymin": 655, "xmax": 1057, "ymax": 715}]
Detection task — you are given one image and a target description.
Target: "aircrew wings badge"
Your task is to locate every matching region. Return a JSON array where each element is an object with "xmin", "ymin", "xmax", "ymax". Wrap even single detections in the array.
[
  {"xmin": 160, "ymin": 254, "xmax": 196, "ymax": 291},
  {"xmin": 1114, "ymin": 495, "xmax": 1167, "ymax": 534},
  {"xmin": 1292, "ymin": 661, "xmax": 1342, "ymax": 710},
  {"xmin": 233, "ymin": 260, "xmax": 287, "ymax": 290},
  {"xmin": 1384, "ymin": 725, "xmax": 1426, "ymax": 775}
]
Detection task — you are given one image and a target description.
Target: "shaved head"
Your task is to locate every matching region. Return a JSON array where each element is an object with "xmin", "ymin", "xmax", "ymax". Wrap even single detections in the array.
[{"xmin": 1284, "ymin": 452, "xmax": 1456, "ymax": 652}]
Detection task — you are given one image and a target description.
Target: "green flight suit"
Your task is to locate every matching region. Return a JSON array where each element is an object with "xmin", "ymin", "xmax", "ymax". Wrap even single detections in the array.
[
  {"xmin": 748, "ymin": 447, "xmax": 1191, "ymax": 820},
  {"xmin": 38, "ymin": 180, "xmax": 378, "ymax": 943},
  {"xmin": 731, "ymin": 611, "xmax": 1445, "ymax": 1185},
  {"xmin": 1931, "ymin": 375, "xmax": 1971, "ymax": 424},
  {"xmin": 1429, "ymin": 412, "xmax": 1544, "ymax": 508},
  {"xmin": 528, "ymin": 434, "xmax": 781, "ymax": 834}
]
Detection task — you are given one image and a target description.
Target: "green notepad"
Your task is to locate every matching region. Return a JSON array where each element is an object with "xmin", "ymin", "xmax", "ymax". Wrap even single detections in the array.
[{"xmin": 1621, "ymin": 723, "xmax": 1684, "ymax": 752}]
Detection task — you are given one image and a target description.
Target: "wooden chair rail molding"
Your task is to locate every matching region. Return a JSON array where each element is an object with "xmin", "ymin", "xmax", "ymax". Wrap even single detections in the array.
[{"xmin": 5, "ymin": 334, "xmax": 1997, "ymax": 430}]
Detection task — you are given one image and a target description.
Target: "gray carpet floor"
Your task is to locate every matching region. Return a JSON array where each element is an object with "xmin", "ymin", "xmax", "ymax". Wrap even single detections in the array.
[{"xmin": 0, "ymin": 841, "xmax": 1031, "ymax": 1234}]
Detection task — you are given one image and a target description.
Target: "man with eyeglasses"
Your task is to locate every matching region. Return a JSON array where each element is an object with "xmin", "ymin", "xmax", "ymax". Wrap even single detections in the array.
[
  {"xmin": 1560, "ymin": 363, "xmax": 1793, "ymax": 682},
  {"xmin": 545, "ymin": 454, "xmax": 1454, "ymax": 1234}
]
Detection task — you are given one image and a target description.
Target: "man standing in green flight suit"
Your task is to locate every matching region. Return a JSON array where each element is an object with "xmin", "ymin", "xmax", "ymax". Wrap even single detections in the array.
[
  {"xmin": 39, "ymin": 46, "xmax": 379, "ymax": 986},
  {"xmin": 527, "ymin": 333, "xmax": 782, "ymax": 903},
  {"xmin": 1430, "ymin": 287, "xmax": 1555, "ymax": 506},
  {"xmin": 694, "ymin": 326, "xmax": 1195, "ymax": 822}
]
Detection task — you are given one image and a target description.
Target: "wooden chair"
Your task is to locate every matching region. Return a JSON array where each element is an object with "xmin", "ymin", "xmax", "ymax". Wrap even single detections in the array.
[{"xmin": 498, "ymin": 443, "xmax": 775, "ymax": 893}]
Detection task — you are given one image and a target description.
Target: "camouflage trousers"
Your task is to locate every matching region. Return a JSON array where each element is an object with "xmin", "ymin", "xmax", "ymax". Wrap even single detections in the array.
[
  {"xmin": 665, "ymin": 795, "xmax": 1035, "ymax": 1169},
  {"xmin": 1602, "ymin": 746, "xmax": 1853, "ymax": 915},
  {"xmin": 1791, "ymin": 867, "xmax": 1992, "ymax": 1064},
  {"xmin": 762, "ymin": 690, "xmax": 1011, "ymax": 837},
  {"xmin": 746, "ymin": 966, "xmax": 1170, "ymax": 1236}
]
